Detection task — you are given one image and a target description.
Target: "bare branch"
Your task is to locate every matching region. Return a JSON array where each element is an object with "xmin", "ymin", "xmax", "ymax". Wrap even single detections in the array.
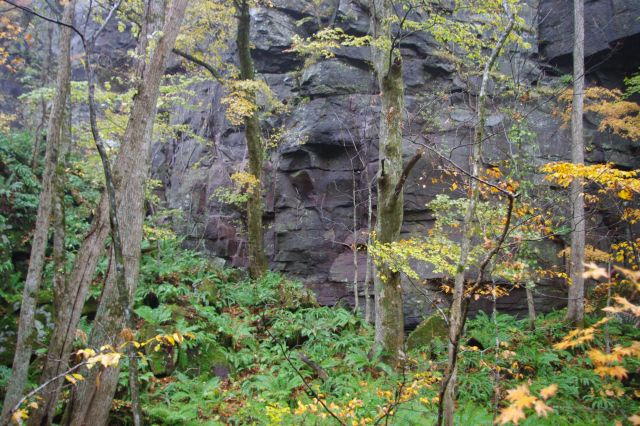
[
  {"xmin": 393, "ymin": 147, "xmax": 424, "ymax": 198},
  {"xmin": 172, "ymin": 48, "xmax": 224, "ymax": 83}
]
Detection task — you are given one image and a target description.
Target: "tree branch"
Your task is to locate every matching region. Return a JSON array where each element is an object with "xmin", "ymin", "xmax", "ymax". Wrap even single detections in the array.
[
  {"xmin": 297, "ymin": 352, "xmax": 329, "ymax": 382},
  {"xmin": 172, "ymin": 48, "xmax": 224, "ymax": 83},
  {"xmin": 393, "ymin": 147, "xmax": 424, "ymax": 198},
  {"xmin": 1, "ymin": 0, "xmax": 85, "ymax": 44}
]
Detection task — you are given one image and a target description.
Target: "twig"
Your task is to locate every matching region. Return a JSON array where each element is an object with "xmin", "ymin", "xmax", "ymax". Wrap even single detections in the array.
[{"xmin": 9, "ymin": 361, "xmax": 88, "ymax": 417}]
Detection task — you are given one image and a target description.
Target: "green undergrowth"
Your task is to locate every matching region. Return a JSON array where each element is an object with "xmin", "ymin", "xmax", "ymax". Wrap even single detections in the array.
[{"xmin": 102, "ymin": 238, "xmax": 640, "ymax": 425}]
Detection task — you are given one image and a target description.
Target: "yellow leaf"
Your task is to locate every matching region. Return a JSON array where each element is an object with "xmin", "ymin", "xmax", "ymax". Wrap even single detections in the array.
[
  {"xmin": 11, "ymin": 409, "xmax": 28, "ymax": 423},
  {"xmin": 582, "ymin": 262, "xmax": 608, "ymax": 280},
  {"xmin": 539, "ymin": 384, "xmax": 558, "ymax": 400},
  {"xmin": 76, "ymin": 348, "xmax": 96, "ymax": 359},
  {"xmin": 72, "ymin": 373, "xmax": 84, "ymax": 381},
  {"xmin": 65, "ymin": 374, "xmax": 77, "ymax": 385},
  {"xmin": 28, "ymin": 402, "xmax": 38, "ymax": 409},
  {"xmin": 534, "ymin": 400, "xmax": 553, "ymax": 418},
  {"xmin": 506, "ymin": 385, "xmax": 535, "ymax": 408},
  {"xmin": 594, "ymin": 365, "xmax": 628, "ymax": 380},
  {"xmin": 495, "ymin": 405, "xmax": 526, "ymax": 425},
  {"xmin": 618, "ymin": 189, "xmax": 633, "ymax": 200},
  {"xmin": 629, "ymin": 414, "xmax": 640, "ymax": 426}
]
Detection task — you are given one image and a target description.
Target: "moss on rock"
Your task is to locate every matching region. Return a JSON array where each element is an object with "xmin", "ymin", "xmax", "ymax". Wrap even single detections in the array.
[{"xmin": 406, "ymin": 313, "xmax": 448, "ymax": 351}]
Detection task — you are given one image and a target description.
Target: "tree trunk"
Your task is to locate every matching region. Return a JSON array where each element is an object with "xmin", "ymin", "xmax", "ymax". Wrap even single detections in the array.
[
  {"xmin": 237, "ymin": 0, "xmax": 267, "ymax": 279},
  {"xmin": 62, "ymin": 1, "xmax": 188, "ymax": 424},
  {"xmin": 438, "ymin": 7, "xmax": 515, "ymax": 424},
  {"xmin": 28, "ymin": 93, "xmax": 73, "ymax": 426},
  {"xmin": 364, "ymin": 160, "xmax": 373, "ymax": 324},
  {"xmin": 370, "ymin": 0, "xmax": 405, "ymax": 366},
  {"xmin": 30, "ymin": 22, "xmax": 53, "ymax": 170},
  {"xmin": 0, "ymin": 2, "xmax": 75, "ymax": 422},
  {"xmin": 526, "ymin": 285, "xmax": 536, "ymax": 331},
  {"xmin": 566, "ymin": 0, "xmax": 585, "ymax": 327}
]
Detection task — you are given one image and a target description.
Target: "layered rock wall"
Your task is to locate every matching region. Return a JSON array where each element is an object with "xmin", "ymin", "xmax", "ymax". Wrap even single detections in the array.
[{"xmin": 150, "ymin": 0, "xmax": 640, "ymax": 327}]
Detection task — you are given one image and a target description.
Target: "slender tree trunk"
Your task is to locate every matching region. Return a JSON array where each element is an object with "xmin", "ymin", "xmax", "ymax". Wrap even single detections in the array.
[
  {"xmin": 370, "ymin": 0, "xmax": 405, "ymax": 366},
  {"xmin": 34, "ymin": 196, "xmax": 110, "ymax": 424},
  {"xmin": 526, "ymin": 285, "xmax": 536, "ymax": 331},
  {"xmin": 566, "ymin": 0, "xmax": 585, "ymax": 327},
  {"xmin": 28, "ymin": 94, "xmax": 73, "ymax": 426},
  {"xmin": 237, "ymin": 0, "xmax": 267, "ymax": 279},
  {"xmin": 31, "ymin": 22, "xmax": 53, "ymax": 170},
  {"xmin": 62, "ymin": 2, "xmax": 188, "ymax": 424},
  {"xmin": 364, "ymin": 160, "xmax": 373, "ymax": 324},
  {"xmin": 0, "ymin": 2, "xmax": 75, "ymax": 422},
  {"xmin": 438, "ymin": 7, "xmax": 515, "ymax": 424}
]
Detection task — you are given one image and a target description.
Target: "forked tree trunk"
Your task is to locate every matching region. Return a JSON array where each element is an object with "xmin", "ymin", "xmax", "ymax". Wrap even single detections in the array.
[
  {"xmin": 62, "ymin": 1, "xmax": 188, "ymax": 424},
  {"xmin": 566, "ymin": 0, "xmax": 585, "ymax": 327},
  {"xmin": 370, "ymin": 0, "xmax": 406, "ymax": 366},
  {"xmin": 0, "ymin": 2, "xmax": 75, "ymax": 422},
  {"xmin": 237, "ymin": 0, "xmax": 267, "ymax": 279}
]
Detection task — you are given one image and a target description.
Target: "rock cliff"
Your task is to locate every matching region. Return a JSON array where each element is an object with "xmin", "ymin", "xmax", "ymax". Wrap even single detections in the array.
[{"xmin": 151, "ymin": 0, "xmax": 639, "ymax": 326}]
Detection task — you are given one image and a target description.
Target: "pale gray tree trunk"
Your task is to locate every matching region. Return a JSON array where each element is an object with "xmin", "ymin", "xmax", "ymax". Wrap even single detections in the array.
[
  {"xmin": 370, "ymin": 0, "xmax": 406, "ymax": 366},
  {"xmin": 0, "ymin": 2, "xmax": 76, "ymax": 422},
  {"xmin": 62, "ymin": 1, "xmax": 188, "ymax": 424},
  {"xmin": 566, "ymin": 0, "xmax": 585, "ymax": 327},
  {"xmin": 526, "ymin": 285, "xmax": 536, "ymax": 330},
  {"xmin": 363, "ymin": 163, "xmax": 373, "ymax": 324}
]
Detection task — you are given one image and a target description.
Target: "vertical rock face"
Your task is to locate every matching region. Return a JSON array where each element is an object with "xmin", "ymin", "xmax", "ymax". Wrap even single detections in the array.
[{"xmin": 151, "ymin": 0, "xmax": 640, "ymax": 327}]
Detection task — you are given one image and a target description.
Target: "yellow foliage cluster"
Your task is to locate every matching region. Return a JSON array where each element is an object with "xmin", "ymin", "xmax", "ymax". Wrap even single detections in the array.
[
  {"xmin": 553, "ymin": 317, "xmax": 608, "ymax": 350},
  {"xmin": 11, "ymin": 331, "xmax": 192, "ymax": 424},
  {"xmin": 0, "ymin": 15, "xmax": 25, "ymax": 72},
  {"xmin": 291, "ymin": 371, "xmax": 438, "ymax": 424},
  {"xmin": 622, "ymin": 208, "xmax": 640, "ymax": 225},
  {"xmin": 541, "ymin": 162, "xmax": 640, "ymax": 201},
  {"xmin": 554, "ymin": 263, "xmax": 640, "ymax": 402},
  {"xmin": 287, "ymin": 27, "xmax": 370, "ymax": 67},
  {"xmin": 589, "ymin": 342, "xmax": 640, "ymax": 380},
  {"xmin": 558, "ymin": 245, "xmax": 611, "ymax": 263},
  {"xmin": 559, "ymin": 87, "xmax": 640, "ymax": 140},
  {"xmin": 221, "ymin": 79, "xmax": 285, "ymax": 126},
  {"xmin": 611, "ymin": 240, "xmax": 640, "ymax": 269},
  {"xmin": 230, "ymin": 171, "xmax": 260, "ymax": 195},
  {"xmin": 495, "ymin": 383, "xmax": 556, "ymax": 425}
]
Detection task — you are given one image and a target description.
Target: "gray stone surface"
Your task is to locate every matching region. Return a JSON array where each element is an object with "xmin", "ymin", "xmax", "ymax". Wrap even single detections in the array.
[
  {"xmin": 539, "ymin": 0, "xmax": 640, "ymax": 61},
  {"xmin": 142, "ymin": 0, "xmax": 640, "ymax": 328}
]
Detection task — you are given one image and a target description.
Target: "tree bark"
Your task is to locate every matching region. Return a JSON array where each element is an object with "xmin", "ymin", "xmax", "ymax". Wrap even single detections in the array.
[
  {"xmin": 28, "ymin": 93, "xmax": 73, "ymax": 426},
  {"xmin": 364, "ymin": 159, "xmax": 373, "ymax": 324},
  {"xmin": 370, "ymin": 0, "xmax": 405, "ymax": 366},
  {"xmin": 526, "ymin": 285, "xmax": 536, "ymax": 331},
  {"xmin": 566, "ymin": 0, "xmax": 585, "ymax": 327},
  {"xmin": 237, "ymin": 0, "xmax": 267, "ymax": 279},
  {"xmin": 0, "ymin": 2, "xmax": 75, "ymax": 422},
  {"xmin": 62, "ymin": 1, "xmax": 188, "ymax": 424}
]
